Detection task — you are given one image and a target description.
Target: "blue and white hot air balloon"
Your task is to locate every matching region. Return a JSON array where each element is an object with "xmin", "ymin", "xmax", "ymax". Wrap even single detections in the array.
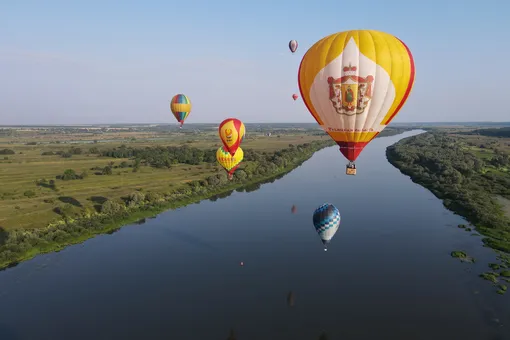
[{"xmin": 312, "ymin": 203, "xmax": 341, "ymax": 251}]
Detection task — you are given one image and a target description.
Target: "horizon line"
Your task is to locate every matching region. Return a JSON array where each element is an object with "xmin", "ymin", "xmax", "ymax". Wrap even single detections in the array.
[{"xmin": 1, "ymin": 121, "xmax": 510, "ymax": 127}]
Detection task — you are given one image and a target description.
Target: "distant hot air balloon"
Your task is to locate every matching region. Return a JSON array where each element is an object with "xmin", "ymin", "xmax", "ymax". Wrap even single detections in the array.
[
  {"xmin": 312, "ymin": 203, "xmax": 341, "ymax": 251},
  {"xmin": 289, "ymin": 40, "xmax": 298, "ymax": 53},
  {"xmin": 219, "ymin": 118, "xmax": 245, "ymax": 156},
  {"xmin": 287, "ymin": 291, "xmax": 295, "ymax": 307},
  {"xmin": 170, "ymin": 94, "xmax": 192, "ymax": 128},
  {"xmin": 216, "ymin": 146, "xmax": 244, "ymax": 180},
  {"xmin": 291, "ymin": 205, "xmax": 297, "ymax": 214},
  {"xmin": 292, "ymin": 94, "xmax": 299, "ymax": 101},
  {"xmin": 298, "ymin": 30, "xmax": 415, "ymax": 175}
]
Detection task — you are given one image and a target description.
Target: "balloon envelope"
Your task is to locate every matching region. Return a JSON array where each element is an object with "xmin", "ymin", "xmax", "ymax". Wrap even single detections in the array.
[
  {"xmin": 312, "ymin": 203, "xmax": 341, "ymax": 250},
  {"xmin": 289, "ymin": 40, "xmax": 298, "ymax": 53},
  {"xmin": 216, "ymin": 146, "xmax": 244, "ymax": 179},
  {"xmin": 219, "ymin": 118, "xmax": 245, "ymax": 156},
  {"xmin": 292, "ymin": 94, "xmax": 299, "ymax": 100},
  {"xmin": 170, "ymin": 94, "xmax": 192, "ymax": 127},
  {"xmin": 298, "ymin": 30, "xmax": 415, "ymax": 162}
]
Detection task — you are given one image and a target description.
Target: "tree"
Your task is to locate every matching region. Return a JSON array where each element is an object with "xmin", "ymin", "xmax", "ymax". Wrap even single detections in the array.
[
  {"xmin": 101, "ymin": 200, "xmax": 124, "ymax": 215},
  {"xmin": 60, "ymin": 169, "xmax": 79, "ymax": 180},
  {"xmin": 0, "ymin": 149, "xmax": 15, "ymax": 155},
  {"xmin": 102, "ymin": 166, "xmax": 113, "ymax": 175}
]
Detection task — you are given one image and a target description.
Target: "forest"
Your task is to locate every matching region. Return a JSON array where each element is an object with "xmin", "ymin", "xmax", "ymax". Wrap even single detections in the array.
[
  {"xmin": 460, "ymin": 127, "xmax": 510, "ymax": 138},
  {"xmin": 386, "ymin": 132, "xmax": 510, "ymax": 254}
]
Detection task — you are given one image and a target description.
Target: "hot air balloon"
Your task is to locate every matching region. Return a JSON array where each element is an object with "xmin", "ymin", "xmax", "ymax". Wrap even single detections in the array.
[
  {"xmin": 287, "ymin": 291, "xmax": 295, "ymax": 307},
  {"xmin": 292, "ymin": 94, "xmax": 299, "ymax": 101},
  {"xmin": 170, "ymin": 94, "xmax": 192, "ymax": 128},
  {"xmin": 298, "ymin": 30, "xmax": 415, "ymax": 175},
  {"xmin": 289, "ymin": 40, "xmax": 298, "ymax": 53},
  {"xmin": 219, "ymin": 118, "xmax": 245, "ymax": 156},
  {"xmin": 312, "ymin": 203, "xmax": 341, "ymax": 251},
  {"xmin": 216, "ymin": 146, "xmax": 244, "ymax": 180}
]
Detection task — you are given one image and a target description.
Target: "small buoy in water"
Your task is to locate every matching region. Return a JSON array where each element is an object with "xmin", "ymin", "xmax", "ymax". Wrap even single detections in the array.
[{"xmin": 240, "ymin": 261, "xmax": 244, "ymax": 266}]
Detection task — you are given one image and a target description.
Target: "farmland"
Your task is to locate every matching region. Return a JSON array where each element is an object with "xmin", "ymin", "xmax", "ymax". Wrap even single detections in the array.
[{"xmin": 0, "ymin": 124, "xmax": 333, "ymax": 231}]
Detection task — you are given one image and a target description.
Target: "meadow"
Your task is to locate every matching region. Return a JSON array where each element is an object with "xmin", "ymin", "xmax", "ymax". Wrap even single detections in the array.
[{"xmin": 0, "ymin": 126, "xmax": 328, "ymax": 231}]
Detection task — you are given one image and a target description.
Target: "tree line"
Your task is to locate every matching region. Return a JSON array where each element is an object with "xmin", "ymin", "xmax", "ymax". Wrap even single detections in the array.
[
  {"xmin": 386, "ymin": 132, "xmax": 510, "ymax": 253},
  {"xmin": 460, "ymin": 127, "xmax": 510, "ymax": 138}
]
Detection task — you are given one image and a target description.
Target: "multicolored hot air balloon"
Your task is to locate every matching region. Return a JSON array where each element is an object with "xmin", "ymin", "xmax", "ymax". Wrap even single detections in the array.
[
  {"xmin": 312, "ymin": 203, "xmax": 341, "ymax": 251},
  {"xmin": 292, "ymin": 94, "xmax": 299, "ymax": 101},
  {"xmin": 170, "ymin": 94, "xmax": 192, "ymax": 128},
  {"xmin": 298, "ymin": 30, "xmax": 415, "ymax": 175},
  {"xmin": 219, "ymin": 118, "xmax": 245, "ymax": 156},
  {"xmin": 289, "ymin": 40, "xmax": 298, "ymax": 53},
  {"xmin": 216, "ymin": 146, "xmax": 244, "ymax": 180}
]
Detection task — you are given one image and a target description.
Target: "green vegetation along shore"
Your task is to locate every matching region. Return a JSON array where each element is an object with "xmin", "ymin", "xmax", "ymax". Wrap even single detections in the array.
[
  {"xmin": 386, "ymin": 130, "xmax": 510, "ymax": 292},
  {"xmin": 0, "ymin": 138, "xmax": 335, "ymax": 270}
]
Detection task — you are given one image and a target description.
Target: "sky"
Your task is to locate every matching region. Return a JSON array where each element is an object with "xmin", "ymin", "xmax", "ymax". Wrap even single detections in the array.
[{"xmin": 1, "ymin": 0, "xmax": 509, "ymax": 125}]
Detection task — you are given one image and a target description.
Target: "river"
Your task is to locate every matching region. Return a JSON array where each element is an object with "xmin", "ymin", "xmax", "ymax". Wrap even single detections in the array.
[{"xmin": 0, "ymin": 130, "xmax": 509, "ymax": 340}]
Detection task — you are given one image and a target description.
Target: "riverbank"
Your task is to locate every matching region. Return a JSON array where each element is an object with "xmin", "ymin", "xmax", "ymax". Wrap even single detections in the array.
[
  {"xmin": 0, "ymin": 139, "xmax": 335, "ymax": 270},
  {"xmin": 386, "ymin": 131, "xmax": 510, "ymax": 291}
]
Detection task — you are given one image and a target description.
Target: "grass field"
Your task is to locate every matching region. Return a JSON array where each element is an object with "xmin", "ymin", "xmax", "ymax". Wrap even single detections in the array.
[
  {"xmin": 452, "ymin": 134, "xmax": 510, "ymax": 173},
  {"xmin": 0, "ymin": 129, "xmax": 327, "ymax": 230}
]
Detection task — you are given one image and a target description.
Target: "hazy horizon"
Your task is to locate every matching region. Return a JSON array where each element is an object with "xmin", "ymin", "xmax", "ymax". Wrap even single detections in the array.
[
  {"xmin": 1, "ymin": 120, "xmax": 510, "ymax": 127},
  {"xmin": 2, "ymin": 0, "xmax": 509, "ymax": 125}
]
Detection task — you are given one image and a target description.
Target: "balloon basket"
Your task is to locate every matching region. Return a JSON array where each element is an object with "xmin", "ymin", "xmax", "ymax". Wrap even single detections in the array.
[{"xmin": 346, "ymin": 167, "xmax": 356, "ymax": 175}]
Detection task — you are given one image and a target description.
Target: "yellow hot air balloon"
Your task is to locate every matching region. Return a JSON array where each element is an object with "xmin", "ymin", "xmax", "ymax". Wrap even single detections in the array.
[
  {"xmin": 298, "ymin": 30, "xmax": 415, "ymax": 175},
  {"xmin": 216, "ymin": 146, "xmax": 244, "ymax": 180},
  {"xmin": 219, "ymin": 118, "xmax": 245, "ymax": 156}
]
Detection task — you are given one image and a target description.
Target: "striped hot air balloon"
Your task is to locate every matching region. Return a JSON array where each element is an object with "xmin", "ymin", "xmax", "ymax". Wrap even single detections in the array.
[
  {"xmin": 216, "ymin": 146, "xmax": 244, "ymax": 180},
  {"xmin": 298, "ymin": 30, "xmax": 415, "ymax": 174},
  {"xmin": 170, "ymin": 94, "xmax": 192, "ymax": 128},
  {"xmin": 312, "ymin": 203, "xmax": 341, "ymax": 251}
]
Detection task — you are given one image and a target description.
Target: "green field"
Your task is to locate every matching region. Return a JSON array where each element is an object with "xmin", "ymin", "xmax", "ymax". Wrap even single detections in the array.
[{"xmin": 0, "ymin": 128, "xmax": 328, "ymax": 230}]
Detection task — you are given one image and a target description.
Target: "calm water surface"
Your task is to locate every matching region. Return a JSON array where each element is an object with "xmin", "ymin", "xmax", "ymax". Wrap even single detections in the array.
[{"xmin": 0, "ymin": 130, "xmax": 509, "ymax": 340}]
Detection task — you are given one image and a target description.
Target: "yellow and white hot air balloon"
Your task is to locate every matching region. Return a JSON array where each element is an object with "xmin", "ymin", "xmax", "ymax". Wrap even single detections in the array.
[{"xmin": 298, "ymin": 30, "xmax": 415, "ymax": 175}]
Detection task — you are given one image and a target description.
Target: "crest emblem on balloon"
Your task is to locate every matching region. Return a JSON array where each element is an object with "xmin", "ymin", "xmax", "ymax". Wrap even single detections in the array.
[{"xmin": 327, "ymin": 64, "xmax": 373, "ymax": 116}]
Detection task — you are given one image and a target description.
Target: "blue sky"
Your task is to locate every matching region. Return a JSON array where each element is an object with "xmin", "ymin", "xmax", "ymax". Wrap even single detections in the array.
[{"xmin": 1, "ymin": 0, "xmax": 509, "ymax": 125}]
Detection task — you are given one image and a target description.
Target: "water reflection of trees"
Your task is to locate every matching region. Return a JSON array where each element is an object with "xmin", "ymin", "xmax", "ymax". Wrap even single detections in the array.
[
  {"xmin": 209, "ymin": 172, "xmax": 289, "ymax": 202},
  {"xmin": 225, "ymin": 328, "xmax": 328, "ymax": 340},
  {"xmin": 208, "ymin": 190, "xmax": 234, "ymax": 202}
]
